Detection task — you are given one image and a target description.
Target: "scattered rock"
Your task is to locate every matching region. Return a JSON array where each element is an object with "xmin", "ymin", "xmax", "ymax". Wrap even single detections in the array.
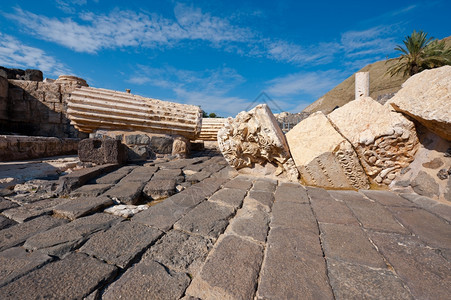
[
  {"xmin": 104, "ymin": 204, "xmax": 148, "ymax": 218},
  {"xmin": 437, "ymin": 168, "xmax": 449, "ymax": 180},
  {"xmin": 78, "ymin": 139, "xmax": 127, "ymax": 165},
  {"xmin": 411, "ymin": 171, "xmax": 440, "ymax": 198},
  {"xmin": 422, "ymin": 157, "xmax": 444, "ymax": 169}
]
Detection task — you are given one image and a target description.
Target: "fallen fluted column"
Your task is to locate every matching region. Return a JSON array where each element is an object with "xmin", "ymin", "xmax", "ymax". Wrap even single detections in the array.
[
  {"xmin": 66, "ymin": 87, "xmax": 202, "ymax": 140},
  {"xmin": 198, "ymin": 118, "xmax": 227, "ymax": 141}
]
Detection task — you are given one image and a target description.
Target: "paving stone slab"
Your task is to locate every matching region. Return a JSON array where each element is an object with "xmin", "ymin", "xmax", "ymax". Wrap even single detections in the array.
[
  {"xmin": 0, "ymin": 215, "xmax": 17, "ymax": 230},
  {"xmin": 246, "ymin": 191, "xmax": 275, "ymax": 212},
  {"xmin": 70, "ymin": 183, "xmax": 113, "ymax": 197},
  {"xmin": 94, "ymin": 166, "xmax": 137, "ymax": 184},
  {"xmin": 185, "ymin": 170, "xmax": 212, "ymax": 183},
  {"xmin": 361, "ymin": 190, "xmax": 417, "ymax": 207},
  {"xmin": 399, "ymin": 193, "xmax": 451, "ymax": 222},
  {"xmin": 319, "ymin": 222, "xmax": 386, "ymax": 268},
  {"xmin": 57, "ymin": 164, "xmax": 119, "ymax": 194},
  {"xmin": 257, "ymin": 229, "xmax": 333, "ymax": 300},
  {"xmin": 80, "ymin": 221, "xmax": 162, "ymax": 268},
  {"xmin": 0, "ymin": 252, "xmax": 117, "ymax": 299},
  {"xmin": 227, "ymin": 207, "xmax": 270, "ymax": 243},
  {"xmin": 2, "ymin": 197, "xmax": 69, "ymax": 223},
  {"xmin": 274, "ymin": 184, "xmax": 309, "ymax": 204},
  {"xmin": 160, "ymin": 157, "xmax": 208, "ymax": 169},
  {"xmin": 208, "ymin": 187, "xmax": 247, "ymax": 209},
  {"xmin": 327, "ymin": 258, "xmax": 413, "ymax": 300},
  {"xmin": 0, "ymin": 215, "xmax": 67, "ymax": 252},
  {"xmin": 104, "ymin": 181, "xmax": 146, "ymax": 205},
  {"xmin": 0, "ymin": 198, "xmax": 18, "ymax": 212},
  {"xmin": 103, "ymin": 260, "xmax": 190, "ymax": 300},
  {"xmin": 142, "ymin": 230, "xmax": 213, "ymax": 276},
  {"xmin": 186, "ymin": 235, "xmax": 263, "ymax": 300},
  {"xmin": 174, "ymin": 201, "xmax": 235, "ymax": 239},
  {"xmin": 271, "ymin": 201, "xmax": 318, "ymax": 234},
  {"xmin": 24, "ymin": 213, "xmax": 123, "ymax": 257},
  {"xmin": 53, "ymin": 196, "xmax": 114, "ymax": 220},
  {"xmin": 152, "ymin": 168, "xmax": 183, "ymax": 180},
  {"xmin": 307, "ymin": 187, "xmax": 359, "ymax": 225},
  {"xmin": 387, "ymin": 206, "xmax": 451, "ymax": 250},
  {"xmin": 118, "ymin": 166, "xmax": 158, "ymax": 183},
  {"xmin": 143, "ymin": 179, "xmax": 176, "ymax": 200},
  {"xmin": 223, "ymin": 178, "xmax": 253, "ymax": 190},
  {"xmin": 331, "ymin": 190, "xmax": 409, "ymax": 234},
  {"xmin": 0, "ymin": 246, "xmax": 52, "ymax": 288},
  {"xmin": 369, "ymin": 231, "xmax": 451, "ymax": 300},
  {"xmin": 251, "ymin": 178, "xmax": 278, "ymax": 192}
]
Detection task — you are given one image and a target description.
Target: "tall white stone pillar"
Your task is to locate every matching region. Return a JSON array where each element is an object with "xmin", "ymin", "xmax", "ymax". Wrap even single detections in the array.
[{"xmin": 355, "ymin": 72, "xmax": 370, "ymax": 99}]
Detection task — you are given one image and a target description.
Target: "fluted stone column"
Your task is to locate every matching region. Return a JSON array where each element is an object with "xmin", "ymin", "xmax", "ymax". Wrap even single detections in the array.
[
  {"xmin": 66, "ymin": 87, "xmax": 202, "ymax": 140},
  {"xmin": 355, "ymin": 72, "xmax": 370, "ymax": 99},
  {"xmin": 198, "ymin": 118, "xmax": 227, "ymax": 141}
]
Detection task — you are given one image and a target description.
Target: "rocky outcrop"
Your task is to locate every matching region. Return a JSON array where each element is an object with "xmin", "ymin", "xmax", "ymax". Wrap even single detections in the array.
[
  {"xmin": 286, "ymin": 112, "xmax": 369, "ymax": 189},
  {"xmin": 328, "ymin": 97, "xmax": 419, "ymax": 185},
  {"xmin": 218, "ymin": 104, "xmax": 298, "ymax": 181},
  {"xmin": 388, "ymin": 66, "xmax": 451, "ymax": 141},
  {"xmin": 67, "ymin": 87, "xmax": 202, "ymax": 140},
  {"xmin": 198, "ymin": 118, "xmax": 226, "ymax": 141}
]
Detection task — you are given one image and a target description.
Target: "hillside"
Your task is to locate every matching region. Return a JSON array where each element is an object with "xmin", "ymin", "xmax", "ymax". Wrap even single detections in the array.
[{"xmin": 303, "ymin": 36, "xmax": 451, "ymax": 115}]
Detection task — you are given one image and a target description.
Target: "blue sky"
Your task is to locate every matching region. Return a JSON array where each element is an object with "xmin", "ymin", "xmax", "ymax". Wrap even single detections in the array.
[{"xmin": 0, "ymin": 0, "xmax": 449, "ymax": 117}]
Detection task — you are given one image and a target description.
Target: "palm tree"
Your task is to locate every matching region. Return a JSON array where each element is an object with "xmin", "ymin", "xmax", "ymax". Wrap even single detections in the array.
[{"xmin": 386, "ymin": 30, "xmax": 451, "ymax": 77}]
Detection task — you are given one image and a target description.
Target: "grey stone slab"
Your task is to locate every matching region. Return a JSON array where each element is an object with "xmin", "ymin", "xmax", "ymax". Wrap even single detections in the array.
[
  {"xmin": 246, "ymin": 191, "xmax": 275, "ymax": 212},
  {"xmin": 142, "ymin": 230, "xmax": 213, "ymax": 276},
  {"xmin": 160, "ymin": 157, "xmax": 208, "ymax": 169},
  {"xmin": 0, "ymin": 198, "xmax": 18, "ymax": 212},
  {"xmin": 57, "ymin": 164, "xmax": 119, "ymax": 194},
  {"xmin": 400, "ymin": 193, "xmax": 451, "ymax": 222},
  {"xmin": 361, "ymin": 190, "xmax": 417, "ymax": 207},
  {"xmin": 185, "ymin": 170, "xmax": 212, "ymax": 183},
  {"xmin": 143, "ymin": 179, "xmax": 176, "ymax": 200},
  {"xmin": 2, "ymin": 197, "xmax": 69, "ymax": 223},
  {"xmin": 152, "ymin": 168, "xmax": 182, "ymax": 180},
  {"xmin": 80, "ymin": 221, "xmax": 162, "ymax": 268},
  {"xmin": 53, "ymin": 196, "xmax": 114, "ymax": 220},
  {"xmin": 271, "ymin": 201, "xmax": 319, "ymax": 234},
  {"xmin": 327, "ymin": 258, "xmax": 413, "ymax": 300},
  {"xmin": 0, "ymin": 247, "xmax": 52, "ymax": 288},
  {"xmin": 251, "ymin": 178, "xmax": 278, "ymax": 193},
  {"xmin": 228, "ymin": 207, "xmax": 270, "ymax": 243},
  {"xmin": 307, "ymin": 187, "xmax": 359, "ymax": 225},
  {"xmin": 174, "ymin": 201, "xmax": 234, "ymax": 239},
  {"xmin": 223, "ymin": 178, "xmax": 253, "ymax": 190},
  {"xmin": 208, "ymin": 187, "xmax": 247, "ymax": 209},
  {"xmin": 369, "ymin": 231, "xmax": 451, "ymax": 300},
  {"xmin": 274, "ymin": 183, "xmax": 309, "ymax": 204},
  {"xmin": 119, "ymin": 166, "xmax": 158, "ymax": 183},
  {"xmin": 0, "ymin": 215, "xmax": 16, "ymax": 230},
  {"xmin": 257, "ymin": 229, "xmax": 333, "ymax": 300},
  {"xmin": 181, "ymin": 177, "xmax": 229, "ymax": 202},
  {"xmin": 319, "ymin": 223, "xmax": 386, "ymax": 268},
  {"xmin": 70, "ymin": 183, "xmax": 113, "ymax": 197},
  {"xmin": 0, "ymin": 252, "xmax": 117, "ymax": 300},
  {"xmin": 0, "ymin": 216, "xmax": 67, "ymax": 252},
  {"xmin": 24, "ymin": 213, "xmax": 123, "ymax": 257},
  {"xmin": 94, "ymin": 166, "xmax": 136, "ymax": 184},
  {"xmin": 103, "ymin": 260, "xmax": 190, "ymax": 300},
  {"xmin": 104, "ymin": 181, "xmax": 146, "ymax": 205},
  {"xmin": 186, "ymin": 235, "xmax": 263, "ymax": 300},
  {"xmin": 331, "ymin": 190, "xmax": 409, "ymax": 234},
  {"xmin": 388, "ymin": 206, "xmax": 451, "ymax": 250}
]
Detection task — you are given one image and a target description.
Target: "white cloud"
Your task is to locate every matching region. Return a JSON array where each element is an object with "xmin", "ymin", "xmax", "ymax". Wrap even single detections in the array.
[
  {"xmin": 340, "ymin": 26, "xmax": 396, "ymax": 58},
  {"xmin": 0, "ymin": 32, "xmax": 69, "ymax": 76}
]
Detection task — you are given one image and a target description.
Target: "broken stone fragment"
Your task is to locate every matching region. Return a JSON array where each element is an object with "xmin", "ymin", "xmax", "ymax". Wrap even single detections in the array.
[{"xmin": 217, "ymin": 104, "xmax": 299, "ymax": 181}]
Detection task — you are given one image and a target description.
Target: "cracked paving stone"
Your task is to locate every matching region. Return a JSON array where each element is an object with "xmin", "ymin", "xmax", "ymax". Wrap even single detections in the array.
[
  {"xmin": 251, "ymin": 178, "xmax": 278, "ymax": 193},
  {"xmin": 143, "ymin": 179, "xmax": 177, "ymax": 200},
  {"xmin": 94, "ymin": 166, "xmax": 137, "ymax": 184},
  {"xmin": 53, "ymin": 196, "xmax": 114, "ymax": 220},
  {"xmin": 360, "ymin": 190, "xmax": 417, "ymax": 207},
  {"xmin": 70, "ymin": 183, "xmax": 113, "ymax": 197},
  {"xmin": 223, "ymin": 178, "xmax": 253, "ymax": 190},
  {"xmin": 0, "ymin": 198, "xmax": 18, "ymax": 212},
  {"xmin": 245, "ymin": 191, "xmax": 274, "ymax": 212},
  {"xmin": 399, "ymin": 193, "xmax": 451, "ymax": 223},
  {"xmin": 118, "ymin": 166, "xmax": 158, "ymax": 183},
  {"xmin": 0, "ymin": 252, "xmax": 117, "ymax": 300},
  {"xmin": 208, "ymin": 187, "xmax": 247, "ymax": 210},
  {"xmin": 227, "ymin": 206, "xmax": 270, "ymax": 243},
  {"xmin": 271, "ymin": 201, "xmax": 318, "ymax": 234},
  {"xmin": 2, "ymin": 198, "xmax": 69, "ymax": 223},
  {"xmin": 274, "ymin": 183, "xmax": 309, "ymax": 204},
  {"xmin": 104, "ymin": 181, "xmax": 147, "ymax": 205},
  {"xmin": 0, "ymin": 215, "xmax": 17, "ymax": 230}
]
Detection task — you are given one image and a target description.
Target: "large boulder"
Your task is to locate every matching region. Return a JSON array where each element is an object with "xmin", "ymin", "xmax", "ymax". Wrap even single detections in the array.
[
  {"xmin": 388, "ymin": 66, "xmax": 451, "ymax": 141},
  {"xmin": 218, "ymin": 104, "xmax": 299, "ymax": 181},
  {"xmin": 328, "ymin": 97, "xmax": 419, "ymax": 185},
  {"xmin": 286, "ymin": 112, "xmax": 369, "ymax": 189}
]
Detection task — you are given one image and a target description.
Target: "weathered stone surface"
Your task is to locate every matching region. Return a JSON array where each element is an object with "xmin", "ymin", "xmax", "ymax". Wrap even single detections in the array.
[
  {"xmin": 399, "ymin": 193, "xmax": 451, "ymax": 222},
  {"xmin": 319, "ymin": 223, "xmax": 386, "ymax": 268},
  {"xmin": 2, "ymin": 198, "xmax": 68, "ymax": 223},
  {"xmin": 208, "ymin": 187, "xmax": 247, "ymax": 209},
  {"xmin": 0, "ymin": 252, "xmax": 117, "ymax": 299},
  {"xmin": 119, "ymin": 166, "xmax": 158, "ymax": 183},
  {"xmin": 327, "ymin": 259, "xmax": 413, "ymax": 300},
  {"xmin": 0, "ymin": 215, "xmax": 16, "ymax": 230},
  {"xmin": 23, "ymin": 213, "xmax": 123, "ymax": 257},
  {"xmin": 271, "ymin": 201, "xmax": 318, "ymax": 234},
  {"xmin": 149, "ymin": 135, "xmax": 174, "ymax": 153},
  {"xmin": 0, "ymin": 216, "xmax": 67, "ymax": 251},
  {"xmin": 329, "ymin": 190, "xmax": 408, "ymax": 234},
  {"xmin": 218, "ymin": 104, "xmax": 299, "ymax": 181},
  {"xmin": 53, "ymin": 196, "xmax": 114, "ymax": 220},
  {"xmin": 286, "ymin": 112, "xmax": 369, "ymax": 189},
  {"xmin": 328, "ymin": 97, "xmax": 419, "ymax": 185},
  {"xmin": 246, "ymin": 191, "xmax": 274, "ymax": 212},
  {"xmin": 274, "ymin": 183, "xmax": 309, "ymax": 204},
  {"xmin": 80, "ymin": 221, "xmax": 162, "ymax": 268},
  {"xmin": 103, "ymin": 260, "xmax": 190, "ymax": 300},
  {"xmin": 361, "ymin": 190, "xmax": 417, "ymax": 207},
  {"xmin": 307, "ymin": 187, "xmax": 359, "ymax": 225},
  {"xmin": 67, "ymin": 86, "xmax": 203, "ymax": 139},
  {"xmin": 411, "ymin": 170, "xmax": 440, "ymax": 198},
  {"xmin": 104, "ymin": 204, "xmax": 148, "ymax": 218},
  {"xmin": 0, "ymin": 247, "xmax": 52, "ymax": 288},
  {"xmin": 152, "ymin": 168, "xmax": 182, "ymax": 180},
  {"xmin": 143, "ymin": 179, "xmax": 176, "ymax": 200},
  {"xmin": 186, "ymin": 235, "xmax": 263, "ymax": 300},
  {"xmin": 174, "ymin": 201, "xmax": 234, "ymax": 239},
  {"xmin": 227, "ymin": 207, "xmax": 269, "ymax": 243},
  {"xmin": 223, "ymin": 178, "xmax": 253, "ymax": 190},
  {"xmin": 94, "ymin": 166, "xmax": 136, "ymax": 184},
  {"xmin": 70, "ymin": 183, "xmax": 113, "ymax": 197},
  {"xmin": 104, "ymin": 181, "xmax": 146, "ymax": 205},
  {"xmin": 142, "ymin": 230, "xmax": 213, "ymax": 275},
  {"xmin": 369, "ymin": 231, "xmax": 451, "ymax": 299},
  {"xmin": 250, "ymin": 178, "xmax": 277, "ymax": 192},
  {"xmin": 78, "ymin": 138, "xmax": 127, "ymax": 165},
  {"xmin": 388, "ymin": 65, "xmax": 451, "ymax": 140},
  {"xmin": 0, "ymin": 198, "xmax": 18, "ymax": 212}
]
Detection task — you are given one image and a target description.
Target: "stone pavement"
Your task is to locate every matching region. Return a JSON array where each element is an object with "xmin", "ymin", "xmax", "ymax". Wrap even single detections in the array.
[{"xmin": 0, "ymin": 152, "xmax": 450, "ymax": 299}]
